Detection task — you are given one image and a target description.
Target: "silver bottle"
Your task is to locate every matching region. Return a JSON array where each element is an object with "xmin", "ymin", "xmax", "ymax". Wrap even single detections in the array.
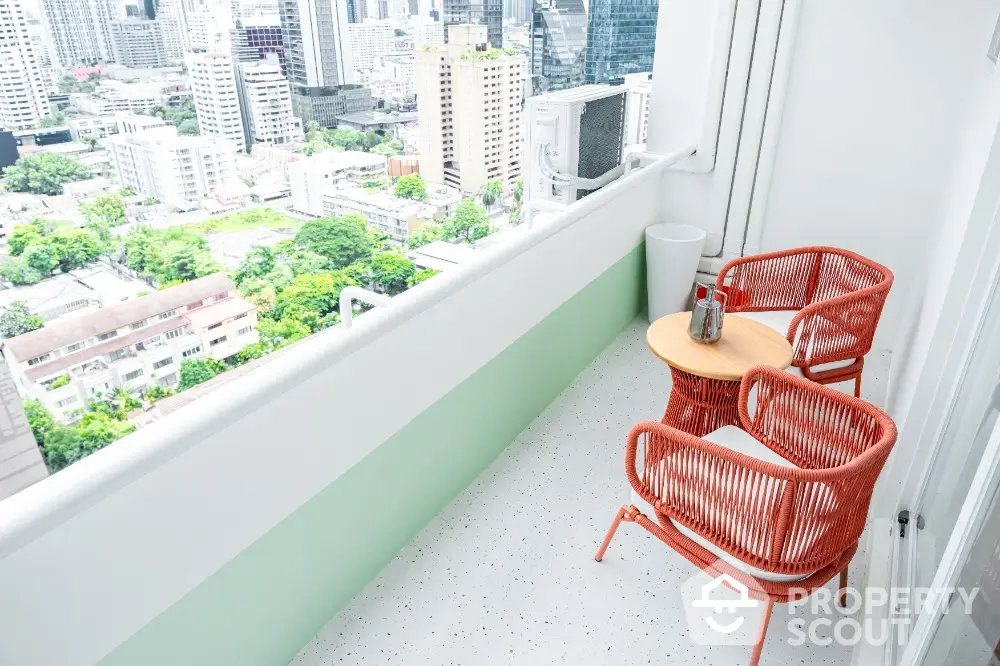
[{"xmin": 689, "ymin": 282, "xmax": 727, "ymax": 344}]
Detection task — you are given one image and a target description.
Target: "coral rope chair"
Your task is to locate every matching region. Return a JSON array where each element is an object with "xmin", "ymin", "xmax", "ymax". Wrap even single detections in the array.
[
  {"xmin": 595, "ymin": 366, "xmax": 897, "ymax": 666},
  {"xmin": 714, "ymin": 247, "xmax": 893, "ymax": 397}
]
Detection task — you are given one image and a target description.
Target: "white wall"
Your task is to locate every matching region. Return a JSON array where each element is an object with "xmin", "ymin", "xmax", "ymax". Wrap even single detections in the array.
[
  {"xmin": 652, "ymin": 0, "xmax": 1000, "ymax": 354},
  {"xmin": 0, "ymin": 163, "xmax": 666, "ymax": 666}
]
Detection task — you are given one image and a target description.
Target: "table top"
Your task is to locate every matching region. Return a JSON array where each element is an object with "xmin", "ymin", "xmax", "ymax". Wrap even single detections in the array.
[{"xmin": 646, "ymin": 313, "xmax": 793, "ymax": 381}]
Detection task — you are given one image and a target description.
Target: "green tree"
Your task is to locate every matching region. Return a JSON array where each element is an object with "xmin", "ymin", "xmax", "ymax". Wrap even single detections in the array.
[
  {"xmin": 237, "ymin": 278, "xmax": 277, "ymax": 315},
  {"xmin": 370, "ymin": 251, "xmax": 415, "ymax": 295},
  {"xmin": 513, "ymin": 177, "xmax": 523, "ymax": 206},
  {"xmin": 408, "ymin": 267, "xmax": 439, "ymax": 288},
  {"xmin": 0, "ymin": 257, "xmax": 43, "ymax": 285},
  {"xmin": 257, "ymin": 316, "xmax": 311, "ymax": 348},
  {"xmin": 23, "ymin": 242, "xmax": 60, "ymax": 275},
  {"xmin": 444, "ymin": 198, "xmax": 491, "ymax": 242},
  {"xmin": 177, "ymin": 118, "xmax": 199, "ymax": 135},
  {"xmin": 294, "ymin": 214, "xmax": 373, "ymax": 268},
  {"xmin": 8, "ymin": 223, "xmax": 43, "ymax": 255},
  {"xmin": 120, "ymin": 187, "xmax": 136, "ymax": 197},
  {"xmin": 394, "ymin": 173, "xmax": 428, "ymax": 200},
  {"xmin": 38, "ymin": 112, "xmax": 66, "ymax": 128},
  {"xmin": 4, "ymin": 153, "xmax": 93, "ymax": 195},
  {"xmin": 81, "ymin": 193, "xmax": 127, "ymax": 226},
  {"xmin": 288, "ymin": 250, "xmax": 330, "ymax": 276},
  {"xmin": 82, "ymin": 136, "xmax": 99, "ymax": 151},
  {"xmin": 178, "ymin": 358, "xmax": 223, "ymax": 391},
  {"xmin": 43, "ymin": 426, "xmax": 82, "ymax": 472},
  {"xmin": 23, "ymin": 398, "xmax": 55, "ymax": 446},
  {"xmin": 50, "ymin": 374, "xmax": 70, "ymax": 389},
  {"xmin": 234, "ymin": 244, "xmax": 275, "ymax": 284},
  {"xmin": 363, "ymin": 131, "xmax": 382, "ymax": 150},
  {"xmin": 264, "ymin": 263, "xmax": 295, "ymax": 292},
  {"xmin": 274, "ymin": 271, "xmax": 355, "ymax": 319},
  {"xmin": 406, "ymin": 223, "xmax": 445, "ymax": 249},
  {"xmin": 236, "ymin": 342, "xmax": 269, "ymax": 364},
  {"xmin": 50, "ymin": 228, "xmax": 102, "ymax": 271},
  {"xmin": 480, "ymin": 179, "xmax": 504, "ymax": 211}
]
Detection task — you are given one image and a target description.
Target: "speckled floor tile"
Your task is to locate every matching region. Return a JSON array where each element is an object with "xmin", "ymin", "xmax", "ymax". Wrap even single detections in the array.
[{"xmin": 290, "ymin": 318, "xmax": 887, "ymax": 666}]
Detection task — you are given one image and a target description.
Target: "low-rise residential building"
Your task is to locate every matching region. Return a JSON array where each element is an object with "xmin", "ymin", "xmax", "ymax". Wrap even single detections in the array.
[
  {"xmin": 107, "ymin": 126, "xmax": 238, "ymax": 208},
  {"xmin": 425, "ymin": 183, "xmax": 462, "ymax": 219},
  {"xmin": 405, "ymin": 239, "xmax": 477, "ymax": 272},
  {"xmin": 66, "ymin": 116, "xmax": 120, "ymax": 141},
  {"xmin": 322, "ymin": 186, "xmax": 434, "ymax": 244},
  {"xmin": 70, "ymin": 81, "xmax": 162, "ymax": 116},
  {"xmin": 1, "ymin": 273, "xmax": 258, "ymax": 424},
  {"xmin": 289, "ymin": 151, "xmax": 387, "ymax": 217}
]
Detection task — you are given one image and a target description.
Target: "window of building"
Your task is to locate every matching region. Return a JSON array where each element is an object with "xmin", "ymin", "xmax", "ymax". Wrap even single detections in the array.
[
  {"xmin": 129, "ymin": 320, "xmax": 148, "ymax": 331},
  {"xmin": 207, "ymin": 322, "xmax": 222, "ymax": 330},
  {"xmin": 237, "ymin": 326, "xmax": 253, "ymax": 336},
  {"xmin": 159, "ymin": 310, "xmax": 176, "ymax": 320},
  {"xmin": 27, "ymin": 354, "xmax": 51, "ymax": 366},
  {"xmin": 158, "ymin": 373, "xmax": 177, "ymax": 387},
  {"xmin": 182, "ymin": 346, "xmax": 201, "ymax": 358},
  {"xmin": 123, "ymin": 369, "xmax": 143, "ymax": 382},
  {"xmin": 234, "ymin": 312, "xmax": 248, "ymax": 320},
  {"xmin": 97, "ymin": 331, "xmax": 118, "ymax": 341},
  {"xmin": 187, "ymin": 300, "xmax": 204, "ymax": 310},
  {"xmin": 153, "ymin": 357, "xmax": 173, "ymax": 369},
  {"xmin": 109, "ymin": 348, "xmax": 131, "ymax": 361},
  {"xmin": 56, "ymin": 396, "xmax": 78, "ymax": 408},
  {"xmin": 64, "ymin": 341, "xmax": 85, "ymax": 354},
  {"xmin": 209, "ymin": 336, "xmax": 227, "ymax": 347},
  {"xmin": 165, "ymin": 327, "xmax": 185, "ymax": 340}
]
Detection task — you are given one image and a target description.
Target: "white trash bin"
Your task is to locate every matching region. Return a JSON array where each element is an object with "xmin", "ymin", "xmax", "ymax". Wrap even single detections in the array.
[{"xmin": 645, "ymin": 223, "xmax": 707, "ymax": 323}]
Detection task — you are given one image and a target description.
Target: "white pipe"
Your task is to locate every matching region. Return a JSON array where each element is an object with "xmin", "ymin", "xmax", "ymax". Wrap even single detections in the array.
[
  {"xmin": 339, "ymin": 286, "xmax": 393, "ymax": 328},
  {"xmin": 0, "ymin": 143, "xmax": 697, "ymax": 555},
  {"xmin": 742, "ymin": 0, "xmax": 801, "ymax": 257},
  {"xmin": 523, "ymin": 199, "xmax": 568, "ymax": 228}
]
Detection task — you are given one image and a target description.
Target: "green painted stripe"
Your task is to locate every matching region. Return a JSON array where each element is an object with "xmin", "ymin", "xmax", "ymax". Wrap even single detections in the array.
[{"xmin": 98, "ymin": 243, "xmax": 646, "ymax": 666}]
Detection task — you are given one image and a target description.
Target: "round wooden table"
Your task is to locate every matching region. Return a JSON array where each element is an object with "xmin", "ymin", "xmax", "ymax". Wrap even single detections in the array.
[{"xmin": 646, "ymin": 312, "xmax": 793, "ymax": 436}]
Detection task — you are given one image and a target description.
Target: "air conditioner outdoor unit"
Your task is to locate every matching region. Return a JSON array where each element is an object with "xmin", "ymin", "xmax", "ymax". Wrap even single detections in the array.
[{"xmin": 524, "ymin": 84, "xmax": 629, "ymax": 205}]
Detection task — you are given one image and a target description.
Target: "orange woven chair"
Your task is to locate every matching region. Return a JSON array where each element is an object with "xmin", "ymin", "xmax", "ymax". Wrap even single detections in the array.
[
  {"xmin": 714, "ymin": 247, "xmax": 893, "ymax": 397},
  {"xmin": 595, "ymin": 366, "xmax": 897, "ymax": 666}
]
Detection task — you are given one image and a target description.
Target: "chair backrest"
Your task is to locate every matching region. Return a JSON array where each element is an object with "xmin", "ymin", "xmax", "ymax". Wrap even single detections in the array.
[{"xmin": 626, "ymin": 366, "xmax": 896, "ymax": 577}]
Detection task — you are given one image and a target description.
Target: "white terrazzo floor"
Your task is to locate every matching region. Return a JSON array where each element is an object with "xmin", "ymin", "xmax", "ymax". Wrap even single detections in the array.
[{"xmin": 290, "ymin": 318, "xmax": 890, "ymax": 666}]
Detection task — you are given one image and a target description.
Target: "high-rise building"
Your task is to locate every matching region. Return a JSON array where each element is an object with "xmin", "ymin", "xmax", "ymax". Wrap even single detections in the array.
[
  {"xmin": 188, "ymin": 10, "xmax": 231, "ymax": 49},
  {"xmin": 530, "ymin": 0, "xmax": 585, "ymax": 95},
  {"xmin": 347, "ymin": 20, "xmax": 394, "ymax": 79},
  {"xmin": 279, "ymin": 0, "xmax": 372, "ymax": 127},
  {"xmin": 42, "ymin": 0, "xmax": 117, "ymax": 65},
  {"xmin": 415, "ymin": 24, "xmax": 522, "ymax": 193},
  {"xmin": 410, "ymin": 15, "xmax": 443, "ymax": 46},
  {"xmin": 0, "ymin": 0, "xmax": 51, "ymax": 129},
  {"xmin": 442, "ymin": 0, "xmax": 500, "ymax": 48},
  {"xmin": 111, "ymin": 19, "xmax": 169, "ymax": 68},
  {"xmin": 230, "ymin": 14, "xmax": 285, "ymax": 72},
  {"xmin": 186, "ymin": 51, "xmax": 247, "ymax": 152},
  {"xmin": 239, "ymin": 60, "xmax": 300, "ymax": 146},
  {"xmin": 230, "ymin": 0, "xmax": 278, "ymax": 17},
  {"xmin": 153, "ymin": 0, "xmax": 188, "ymax": 59},
  {"xmin": 107, "ymin": 125, "xmax": 238, "ymax": 205},
  {"xmin": 584, "ymin": 0, "xmax": 656, "ymax": 84}
]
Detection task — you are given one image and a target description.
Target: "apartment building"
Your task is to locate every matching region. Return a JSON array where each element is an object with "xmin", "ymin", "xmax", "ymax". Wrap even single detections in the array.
[
  {"xmin": 70, "ymin": 80, "xmax": 163, "ymax": 115},
  {"xmin": 415, "ymin": 24, "xmax": 523, "ymax": 193},
  {"xmin": 1, "ymin": 273, "xmax": 259, "ymax": 424},
  {"xmin": 110, "ymin": 19, "xmax": 169, "ymax": 69},
  {"xmin": 0, "ymin": 0, "xmax": 51, "ymax": 130},
  {"xmin": 409, "ymin": 15, "xmax": 444, "ymax": 47},
  {"xmin": 289, "ymin": 150, "xmax": 386, "ymax": 216},
  {"xmin": 107, "ymin": 126, "xmax": 238, "ymax": 207},
  {"xmin": 322, "ymin": 185, "xmax": 434, "ymax": 244},
  {"xmin": 186, "ymin": 51, "xmax": 247, "ymax": 153},
  {"xmin": 347, "ymin": 20, "xmax": 394, "ymax": 79},
  {"xmin": 239, "ymin": 61, "xmax": 300, "ymax": 147},
  {"xmin": 41, "ymin": 0, "xmax": 116, "ymax": 66}
]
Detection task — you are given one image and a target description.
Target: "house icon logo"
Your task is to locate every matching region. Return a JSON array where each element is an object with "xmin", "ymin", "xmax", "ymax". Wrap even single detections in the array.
[
  {"xmin": 681, "ymin": 568, "xmax": 763, "ymax": 646},
  {"xmin": 691, "ymin": 573, "xmax": 759, "ymax": 634}
]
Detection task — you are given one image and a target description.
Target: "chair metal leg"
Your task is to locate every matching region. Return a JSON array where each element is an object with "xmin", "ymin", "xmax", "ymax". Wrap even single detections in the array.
[
  {"xmin": 838, "ymin": 566, "xmax": 849, "ymax": 607},
  {"xmin": 595, "ymin": 505, "xmax": 633, "ymax": 561},
  {"xmin": 750, "ymin": 598, "xmax": 775, "ymax": 666},
  {"xmin": 854, "ymin": 376, "xmax": 862, "ymax": 399}
]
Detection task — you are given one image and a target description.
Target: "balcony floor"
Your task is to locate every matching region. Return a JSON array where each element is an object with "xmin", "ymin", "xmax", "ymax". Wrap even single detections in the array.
[{"xmin": 291, "ymin": 318, "xmax": 889, "ymax": 666}]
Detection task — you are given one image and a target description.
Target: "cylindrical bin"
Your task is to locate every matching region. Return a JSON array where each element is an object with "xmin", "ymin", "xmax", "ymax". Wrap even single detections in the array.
[{"xmin": 645, "ymin": 223, "xmax": 707, "ymax": 323}]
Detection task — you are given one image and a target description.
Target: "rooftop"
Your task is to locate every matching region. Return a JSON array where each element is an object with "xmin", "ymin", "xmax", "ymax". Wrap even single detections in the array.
[
  {"xmin": 183, "ymin": 296, "xmax": 255, "ymax": 329},
  {"xmin": 405, "ymin": 240, "xmax": 478, "ymax": 271},
  {"xmin": 3, "ymin": 273, "xmax": 234, "ymax": 362},
  {"xmin": 334, "ymin": 111, "xmax": 418, "ymax": 126},
  {"xmin": 325, "ymin": 185, "xmax": 436, "ymax": 216}
]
